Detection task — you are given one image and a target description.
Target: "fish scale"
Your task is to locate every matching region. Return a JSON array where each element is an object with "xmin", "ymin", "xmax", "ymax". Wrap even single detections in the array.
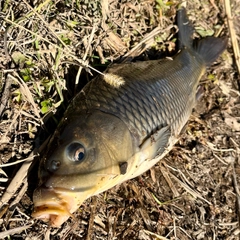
[{"xmin": 69, "ymin": 51, "xmax": 203, "ymax": 146}]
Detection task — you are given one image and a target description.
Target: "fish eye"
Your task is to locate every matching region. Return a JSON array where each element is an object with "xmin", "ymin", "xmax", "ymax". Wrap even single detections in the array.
[
  {"xmin": 66, "ymin": 142, "xmax": 86, "ymax": 162},
  {"xmin": 74, "ymin": 147, "xmax": 85, "ymax": 161}
]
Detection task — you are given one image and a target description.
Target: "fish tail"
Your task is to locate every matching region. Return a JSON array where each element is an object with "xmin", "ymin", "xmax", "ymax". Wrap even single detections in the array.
[
  {"xmin": 177, "ymin": 7, "xmax": 228, "ymax": 65},
  {"xmin": 177, "ymin": 7, "xmax": 194, "ymax": 49},
  {"xmin": 193, "ymin": 37, "xmax": 228, "ymax": 65}
]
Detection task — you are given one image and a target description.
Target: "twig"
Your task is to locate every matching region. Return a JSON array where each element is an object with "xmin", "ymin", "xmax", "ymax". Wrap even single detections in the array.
[
  {"xmin": 231, "ymin": 161, "xmax": 240, "ymax": 239},
  {"xmin": 86, "ymin": 196, "xmax": 97, "ymax": 240},
  {"xmin": 0, "ymin": 107, "xmax": 22, "ymax": 145},
  {"xmin": 0, "ymin": 156, "xmax": 37, "ymax": 168},
  {"xmin": 160, "ymin": 162, "xmax": 180, "ymax": 197},
  {"xmin": 224, "ymin": 0, "xmax": 240, "ymax": 74},
  {"xmin": 0, "ymin": 75, "xmax": 12, "ymax": 119},
  {"xmin": 230, "ymin": 137, "xmax": 240, "ymax": 238},
  {"xmin": 75, "ymin": 24, "xmax": 97, "ymax": 86},
  {"xmin": 120, "ymin": 25, "xmax": 174, "ymax": 63},
  {"xmin": 9, "ymin": 178, "xmax": 28, "ymax": 208},
  {"xmin": 0, "ymin": 224, "xmax": 33, "ymax": 238},
  {"xmin": 0, "ymin": 154, "xmax": 34, "ymax": 208},
  {"xmin": 206, "ymin": 141, "xmax": 236, "ymax": 153},
  {"xmin": 213, "ymin": 153, "xmax": 228, "ymax": 165},
  {"xmin": 139, "ymin": 208, "xmax": 153, "ymax": 231},
  {"xmin": 101, "ymin": 0, "xmax": 109, "ymax": 24},
  {"xmin": 8, "ymin": 74, "xmax": 41, "ymax": 120},
  {"xmin": 210, "ymin": 0, "xmax": 219, "ymax": 12},
  {"xmin": 169, "ymin": 172, "xmax": 211, "ymax": 205},
  {"xmin": 143, "ymin": 230, "xmax": 170, "ymax": 240},
  {"xmin": 60, "ymin": 221, "xmax": 78, "ymax": 240},
  {"xmin": 173, "ymin": 217, "xmax": 177, "ymax": 239},
  {"xmin": 178, "ymin": 226, "xmax": 193, "ymax": 238}
]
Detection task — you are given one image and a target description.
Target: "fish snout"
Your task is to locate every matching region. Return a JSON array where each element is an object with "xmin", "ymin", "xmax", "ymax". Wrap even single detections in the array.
[{"xmin": 32, "ymin": 186, "xmax": 75, "ymax": 227}]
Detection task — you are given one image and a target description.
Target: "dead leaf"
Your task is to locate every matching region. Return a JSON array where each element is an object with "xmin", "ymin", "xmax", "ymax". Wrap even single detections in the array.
[
  {"xmin": 224, "ymin": 116, "xmax": 240, "ymax": 131},
  {"xmin": 219, "ymin": 80, "xmax": 231, "ymax": 96}
]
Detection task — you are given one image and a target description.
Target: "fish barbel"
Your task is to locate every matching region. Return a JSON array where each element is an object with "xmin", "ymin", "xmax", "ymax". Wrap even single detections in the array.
[{"xmin": 32, "ymin": 8, "xmax": 227, "ymax": 227}]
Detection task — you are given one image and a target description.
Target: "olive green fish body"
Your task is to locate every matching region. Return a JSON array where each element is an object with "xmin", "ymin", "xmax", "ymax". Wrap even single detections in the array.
[
  {"xmin": 32, "ymin": 8, "xmax": 227, "ymax": 227},
  {"xmin": 71, "ymin": 49, "xmax": 204, "ymax": 146}
]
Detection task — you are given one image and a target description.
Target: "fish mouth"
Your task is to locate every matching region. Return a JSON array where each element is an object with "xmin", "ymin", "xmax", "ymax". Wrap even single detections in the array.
[{"xmin": 32, "ymin": 186, "xmax": 79, "ymax": 227}]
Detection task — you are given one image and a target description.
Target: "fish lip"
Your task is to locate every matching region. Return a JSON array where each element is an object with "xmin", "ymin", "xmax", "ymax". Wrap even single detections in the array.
[{"xmin": 32, "ymin": 186, "xmax": 76, "ymax": 227}]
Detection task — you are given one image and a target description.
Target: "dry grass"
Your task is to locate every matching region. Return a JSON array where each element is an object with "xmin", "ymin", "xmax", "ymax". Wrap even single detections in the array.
[
  {"xmin": 224, "ymin": 0, "xmax": 240, "ymax": 74},
  {"xmin": 0, "ymin": 0, "xmax": 239, "ymax": 239}
]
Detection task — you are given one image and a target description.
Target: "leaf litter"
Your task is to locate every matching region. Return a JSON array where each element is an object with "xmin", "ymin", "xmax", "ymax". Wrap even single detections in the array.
[{"xmin": 0, "ymin": 0, "xmax": 240, "ymax": 239}]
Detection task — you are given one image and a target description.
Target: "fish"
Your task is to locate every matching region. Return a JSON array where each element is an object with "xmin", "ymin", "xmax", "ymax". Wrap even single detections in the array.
[{"xmin": 32, "ymin": 7, "xmax": 227, "ymax": 227}]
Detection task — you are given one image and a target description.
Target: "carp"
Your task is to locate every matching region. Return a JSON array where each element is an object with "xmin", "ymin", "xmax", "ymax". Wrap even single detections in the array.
[{"xmin": 32, "ymin": 8, "xmax": 227, "ymax": 227}]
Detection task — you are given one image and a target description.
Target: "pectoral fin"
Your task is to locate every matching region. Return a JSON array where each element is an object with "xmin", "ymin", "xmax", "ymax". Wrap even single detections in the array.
[
  {"xmin": 140, "ymin": 125, "xmax": 171, "ymax": 160},
  {"xmin": 128, "ymin": 126, "xmax": 172, "ymax": 179}
]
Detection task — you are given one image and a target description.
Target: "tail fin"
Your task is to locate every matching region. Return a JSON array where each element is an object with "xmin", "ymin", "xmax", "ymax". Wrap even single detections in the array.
[
  {"xmin": 177, "ymin": 7, "xmax": 194, "ymax": 49},
  {"xmin": 177, "ymin": 7, "xmax": 228, "ymax": 65},
  {"xmin": 194, "ymin": 37, "xmax": 228, "ymax": 65}
]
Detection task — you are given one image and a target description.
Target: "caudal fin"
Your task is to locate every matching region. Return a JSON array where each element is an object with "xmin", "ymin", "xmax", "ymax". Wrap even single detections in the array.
[
  {"xmin": 177, "ymin": 7, "xmax": 194, "ymax": 49},
  {"xmin": 194, "ymin": 37, "xmax": 228, "ymax": 65},
  {"xmin": 177, "ymin": 7, "xmax": 228, "ymax": 65}
]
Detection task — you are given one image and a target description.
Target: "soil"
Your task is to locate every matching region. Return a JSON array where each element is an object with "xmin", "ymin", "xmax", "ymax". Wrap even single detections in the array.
[{"xmin": 0, "ymin": 0, "xmax": 240, "ymax": 239}]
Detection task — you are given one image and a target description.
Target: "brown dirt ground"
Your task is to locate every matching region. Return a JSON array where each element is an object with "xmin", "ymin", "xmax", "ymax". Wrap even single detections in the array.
[{"xmin": 0, "ymin": 0, "xmax": 240, "ymax": 239}]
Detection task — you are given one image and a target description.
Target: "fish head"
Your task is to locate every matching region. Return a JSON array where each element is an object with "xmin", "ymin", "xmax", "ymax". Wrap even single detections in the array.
[{"xmin": 32, "ymin": 110, "xmax": 134, "ymax": 227}]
